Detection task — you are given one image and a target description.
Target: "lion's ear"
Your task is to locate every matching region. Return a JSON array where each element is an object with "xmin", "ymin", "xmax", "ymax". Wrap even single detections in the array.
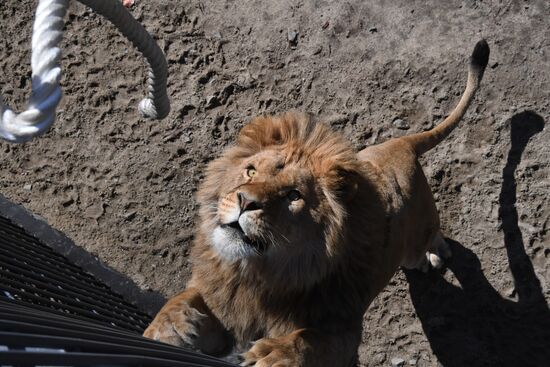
[
  {"xmin": 338, "ymin": 169, "xmax": 360, "ymax": 202},
  {"xmin": 327, "ymin": 167, "xmax": 360, "ymax": 203}
]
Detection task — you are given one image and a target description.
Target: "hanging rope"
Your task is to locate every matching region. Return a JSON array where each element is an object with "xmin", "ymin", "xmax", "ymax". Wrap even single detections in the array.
[
  {"xmin": 0, "ymin": 0, "xmax": 67, "ymax": 143},
  {"xmin": 78, "ymin": 0, "xmax": 170, "ymax": 119},
  {"xmin": 0, "ymin": 0, "xmax": 170, "ymax": 144}
]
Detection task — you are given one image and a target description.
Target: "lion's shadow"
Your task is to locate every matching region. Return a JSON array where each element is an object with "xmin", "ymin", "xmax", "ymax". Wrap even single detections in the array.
[{"xmin": 405, "ymin": 111, "xmax": 549, "ymax": 367}]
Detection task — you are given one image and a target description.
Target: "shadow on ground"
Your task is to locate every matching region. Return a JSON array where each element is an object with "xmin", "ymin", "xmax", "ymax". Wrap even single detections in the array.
[{"xmin": 405, "ymin": 111, "xmax": 549, "ymax": 367}]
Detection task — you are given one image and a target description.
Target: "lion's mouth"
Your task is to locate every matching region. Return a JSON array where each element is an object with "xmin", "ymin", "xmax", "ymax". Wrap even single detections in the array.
[{"xmin": 221, "ymin": 221, "xmax": 267, "ymax": 253}]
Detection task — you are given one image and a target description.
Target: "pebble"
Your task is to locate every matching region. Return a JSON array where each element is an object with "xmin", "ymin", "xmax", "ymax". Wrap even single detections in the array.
[
  {"xmin": 409, "ymin": 358, "xmax": 418, "ymax": 365},
  {"xmin": 422, "ymin": 121, "xmax": 434, "ymax": 131},
  {"xmin": 369, "ymin": 26, "xmax": 378, "ymax": 33},
  {"xmin": 391, "ymin": 357, "xmax": 405, "ymax": 366},
  {"xmin": 393, "ymin": 118, "xmax": 410, "ymax": 130},
  {"xmin": 506, "ymin": 286, "xmax": 517, "ymax": 298},
  {"xmin": 85, "ymin": 202, "xmax": 105, "ymax": 220},
  {"xmin": 372, "ymin": 352, "xmax": 386, "ymax": 364},
  {"xmin": 23, "ymin": 184, "xmax": 32, "ymax": 191},
  {"xmin": 311, "ymin": 46, "xmax": 323, "ymax": 55},
  {"xmin": 124, "ymin": 211, "xmax": 137, "ymax": 221},
  {"xmin": 205, "ymin": 95, "xmax": 220, "ymax": 109},
  {"xmin": 61, "ymin": 197, "xmax": 74, "ymax": 207},
  {"xmin": 287, "ymin": 30, "xmax": 298, "ymax": 43}
]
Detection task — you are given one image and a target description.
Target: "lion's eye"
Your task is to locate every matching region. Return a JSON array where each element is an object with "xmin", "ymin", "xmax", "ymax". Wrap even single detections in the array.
[
  {"xmin": 246, "ymin": 167, "xmax": 257, "ymax": 178},
  {"xmin": 287, "ymin": 190, "xmax": 301, "ymax": 202}
]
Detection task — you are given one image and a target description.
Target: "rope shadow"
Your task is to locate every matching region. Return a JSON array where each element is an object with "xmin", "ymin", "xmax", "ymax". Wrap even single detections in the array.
[{"xmin": 405, "ymin": 111, "xmax": 549, "ymax": 367}]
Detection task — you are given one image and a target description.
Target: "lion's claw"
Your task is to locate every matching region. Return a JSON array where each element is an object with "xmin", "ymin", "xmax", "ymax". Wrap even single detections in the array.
[
  {"xmin": 240, "ymin": 336, "xmax": 301, "ymax": 367},
  {"xmin": 143, "ymin": 301, "xmax": 207, "ymax": 347}
]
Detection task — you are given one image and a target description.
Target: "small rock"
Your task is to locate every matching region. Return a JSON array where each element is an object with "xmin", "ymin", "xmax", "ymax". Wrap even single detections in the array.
[
  {"xmin": 198, "ymin": 69, "xmax": 216, "ymax": 84},
  {"xmin": 491, "ymin": 62, "xmax": 499, "ymax": 69},
  {"xmin": 431, "ymin": 108, "xmax": 443, "ymax": 119},
  {"xmin": 124, "ymin": 211, "xmax": 137, "ymax": 221},
  {"xmin": 236, "ymin": 72, "xmax": 256, "ymax": 89},
  {"xmin": 422, "ymin": 121, "xmax": 434, "ymax": 131},
  {"xmin": 61, "ymin": 197, "xmax": 74, "ymax": 207},
  {"xmin": 163, "ymin": 169, "xmax": 176, "ymax": 182},
  {"xmin": 220, "ymin": 83, "xmax": 236, "ymax": 104},
  {"xmin": 327, "ymin": 114, "xmax": 349, "ymax": 127},
  {"xmin": 85, "ymin": 202, "xmax": 105, "ymax": 220},
  {"xmin": 373, "ymin": 352, "xmax": 386, "ymax": 364},
  {"xmin": 506, "ymin": 286, "xmax": 517, "ymax": 298},
  {"xmin": 311, "ymin": 45, "xmax": 323, "ymax": 55},
  {"xmin": 409, "ymin": 358, "xmax": 418, "ymax": 366},
  {"xmin": 205, "ymin": 95, "xmax": 220, "ymax": 109},
  {"xmin": 369, "ymin": 26, "xmax": 378, "ymax": 33},
  {"xmin": 393, "ymin": 118, "xmax": 410, "ymax": 130},
  {"xmin": 436, "ymin": 90, "xmax": 448, "ymax": 102},
  {"xmin": 23, "ymin": 184, "xmax": 32, "ymax": 191},
  {"xmin": 391, "ymin": 357, "xmax": 405, "ymax": 367},
  {"xmin": 287, "ymin": 30, "xmax": 298, "ymax": 43}
]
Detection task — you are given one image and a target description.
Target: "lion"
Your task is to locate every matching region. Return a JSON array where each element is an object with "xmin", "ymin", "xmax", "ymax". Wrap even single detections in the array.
[{"xmin": 143, "ymin": 40, "xmax": 490, "ymax": 366}]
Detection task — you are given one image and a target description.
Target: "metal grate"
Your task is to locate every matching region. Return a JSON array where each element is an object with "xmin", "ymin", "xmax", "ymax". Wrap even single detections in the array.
[
  {"xmin": 0, "ymin": 214, "xmax": 237, "ymax": 366},
  {"xmin": 0, "ymin": 215, "xmax": 151, "ymax": 333},
  {"xmin": 0, "ymin": 300, "xmax": 236, "ymax": 366}
]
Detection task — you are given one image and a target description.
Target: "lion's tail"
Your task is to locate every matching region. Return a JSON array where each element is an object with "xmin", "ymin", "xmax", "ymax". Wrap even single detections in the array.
[{"xmin": 404, "ymin": 40, "xmax": 490, "ymax": 156}]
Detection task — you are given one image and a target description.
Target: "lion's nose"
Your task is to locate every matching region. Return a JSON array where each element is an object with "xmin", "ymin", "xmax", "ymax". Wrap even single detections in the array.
[{"xmin": 237, "ymin": 192, "xmax": 262, "ymax": 213}]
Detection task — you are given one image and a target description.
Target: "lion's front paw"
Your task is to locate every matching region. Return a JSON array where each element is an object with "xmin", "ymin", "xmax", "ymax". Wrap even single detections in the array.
[
  {"xmin": 241, "ymin": 334, "xmax": 303, "ymax": 367},
  {"xmin": 143, "ymin": 300, "xmax": 207, "ymax": 348}
]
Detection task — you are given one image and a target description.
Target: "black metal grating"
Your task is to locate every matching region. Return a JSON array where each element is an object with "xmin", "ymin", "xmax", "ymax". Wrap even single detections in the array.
[
  {"xmin": 0, "ymin": 215, "xmax": 151, "ymax": 333},
  {"xmin": 0, "ymin": 300, "xmax": 236, "ymax": 366},
  {"xmin": 0, "ymin": 214, "xmax": 237, "ymax": 366}
]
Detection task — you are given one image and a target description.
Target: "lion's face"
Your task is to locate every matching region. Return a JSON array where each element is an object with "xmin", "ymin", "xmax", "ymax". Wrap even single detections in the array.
[
  {"xmin": 198, "ymin": 113, "xmax": 361, "ymax": 288},
  {"xmin": 212, "ymin": 149, "xmax": 323, "ymax": 260}
]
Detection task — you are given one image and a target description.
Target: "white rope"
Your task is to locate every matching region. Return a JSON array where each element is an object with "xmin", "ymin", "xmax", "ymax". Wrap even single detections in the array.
[
  {"xmin": 0, "ymin": 0, "xmax": 170, "ymax": 144},
  {"xmin": 0, "ymin": 0, "xmax": 67, "ymax": 143},
  {"xmin": 78, "ymin": 0, "xmax": 170, "ymax": 119}
]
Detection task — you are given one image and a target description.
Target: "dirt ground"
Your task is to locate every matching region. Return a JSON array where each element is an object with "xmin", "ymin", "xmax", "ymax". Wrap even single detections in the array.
[{"xmin": 1, "ymin": 0, "xmax": 549, "ymax": 366}]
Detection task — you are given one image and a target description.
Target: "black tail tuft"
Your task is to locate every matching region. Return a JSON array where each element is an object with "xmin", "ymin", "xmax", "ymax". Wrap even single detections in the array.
[{"xmin": 470, "ymin": 39, "xmax": 490, "ymax": 75}]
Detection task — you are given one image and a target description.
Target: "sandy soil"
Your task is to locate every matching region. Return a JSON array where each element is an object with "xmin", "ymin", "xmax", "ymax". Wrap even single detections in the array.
[{"xmin": 1, "ymin": 0, "xmax": 549, "ymax": 366}]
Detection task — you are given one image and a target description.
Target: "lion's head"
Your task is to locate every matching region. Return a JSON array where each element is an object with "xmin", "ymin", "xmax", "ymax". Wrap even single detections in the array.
[{"xmin": 197, "ymin": 113, "xmax": 364, "ymax": 289}]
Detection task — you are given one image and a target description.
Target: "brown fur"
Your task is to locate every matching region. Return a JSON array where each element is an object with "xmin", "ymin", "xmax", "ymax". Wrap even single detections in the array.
[{"xmin": 143, "ymin": 40, "xmax": 489, "ymax": 366}]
